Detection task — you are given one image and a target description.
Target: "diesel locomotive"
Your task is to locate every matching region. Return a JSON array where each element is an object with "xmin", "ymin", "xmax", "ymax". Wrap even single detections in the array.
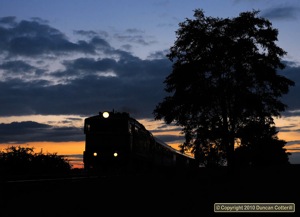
[{"xmin": 83, "ymin": 110, "xmax": 196, "ymax": 173}]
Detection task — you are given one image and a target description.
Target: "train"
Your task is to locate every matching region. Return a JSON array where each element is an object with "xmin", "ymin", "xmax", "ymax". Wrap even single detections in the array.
[{"xmin": 83, "ymin": 110, "xmax": 196, "ymax": 174}]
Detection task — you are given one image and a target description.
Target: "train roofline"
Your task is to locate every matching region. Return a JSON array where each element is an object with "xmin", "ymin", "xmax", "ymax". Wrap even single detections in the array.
[{"xmin": 154, "ymin": 137, "xmax": 195, "ymax": 159}]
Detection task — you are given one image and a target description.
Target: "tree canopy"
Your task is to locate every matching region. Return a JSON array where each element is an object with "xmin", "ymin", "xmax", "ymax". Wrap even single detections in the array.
[{"xmin": 153, "ymin": 9, "xmax": 294, "ymax": 168}]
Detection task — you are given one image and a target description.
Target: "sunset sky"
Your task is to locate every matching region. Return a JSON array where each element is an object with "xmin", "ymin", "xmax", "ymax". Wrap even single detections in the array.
[{"xmin": 0, "ymin": 0, "xmax": 300, "ymax": 168}]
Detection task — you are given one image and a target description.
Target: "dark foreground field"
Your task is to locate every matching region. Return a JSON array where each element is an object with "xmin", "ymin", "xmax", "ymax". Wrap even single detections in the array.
[{"xmin": 1, "ymin": 165, "xmax": 299, "ymax": 217}]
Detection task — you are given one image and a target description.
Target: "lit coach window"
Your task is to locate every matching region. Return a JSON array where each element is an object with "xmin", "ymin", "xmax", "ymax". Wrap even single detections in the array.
[{"xmin": 103, "ymin": 111, "xmax": 110, "ymax": 118}]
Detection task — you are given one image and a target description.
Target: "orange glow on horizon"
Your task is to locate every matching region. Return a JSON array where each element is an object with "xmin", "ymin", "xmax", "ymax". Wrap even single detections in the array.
[
  {"xmin": 277, "ymin": 131, "xmax": 300, "ymax": 142},
  {"xmin": 1, "ymin": 116, "xmax": 299, "ymax": 168},
  {"xmin": 0, "ymin": 141, "xmax": 85, "ymax": 169},
  {"xmin": 284, "ymin": 144, "xmax": 300, "ymax": 153},
  {"xmin": 0, "ymin": 141, "xmax": 85, "ymax": 155}
]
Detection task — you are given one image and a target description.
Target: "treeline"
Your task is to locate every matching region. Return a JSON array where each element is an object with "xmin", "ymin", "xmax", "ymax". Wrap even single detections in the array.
[{"xmin": 0, "ymin": 146, "xmax": 72, "ymax": 180}]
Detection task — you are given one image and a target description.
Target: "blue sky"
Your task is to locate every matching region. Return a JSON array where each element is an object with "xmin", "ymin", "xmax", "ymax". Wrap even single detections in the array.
[{"xmin": 0, "ymin": 0, "xmax": 300, "ymax": 165}]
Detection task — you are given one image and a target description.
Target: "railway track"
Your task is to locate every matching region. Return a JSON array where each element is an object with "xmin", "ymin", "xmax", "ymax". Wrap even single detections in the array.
[{"xmin": 1, "ymin": 167, "xmax": 299, "ymax": 217}]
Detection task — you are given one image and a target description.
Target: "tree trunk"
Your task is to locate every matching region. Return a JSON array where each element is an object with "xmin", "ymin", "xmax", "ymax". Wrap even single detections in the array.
[
  {"xmin": 221, "ymin": 108, "xmax": 235, "ymax": 174},
  {"xmin": 225, "ymin": 136, "xmax": 235, "ymax": 175}
]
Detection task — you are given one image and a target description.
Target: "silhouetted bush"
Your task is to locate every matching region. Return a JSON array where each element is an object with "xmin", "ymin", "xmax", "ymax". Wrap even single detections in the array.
[{"xmin": 0, "ymin": 145, "xmax": 71, "ymax": 179}]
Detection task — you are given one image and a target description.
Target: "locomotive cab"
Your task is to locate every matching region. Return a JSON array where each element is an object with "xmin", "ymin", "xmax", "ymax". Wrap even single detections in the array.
[{"xmin": 83, "ymin": 111, "xmax": 132, "ymax": 172}]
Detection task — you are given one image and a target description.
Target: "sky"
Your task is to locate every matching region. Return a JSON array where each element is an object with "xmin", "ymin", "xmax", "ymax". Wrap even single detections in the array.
[{"xmin": 0, "ymin": 0, "xmax": 300, "ymax": 168}]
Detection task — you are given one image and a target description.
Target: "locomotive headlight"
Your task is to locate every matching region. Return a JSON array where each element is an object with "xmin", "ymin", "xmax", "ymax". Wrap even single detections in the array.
[
  {"xmin": 102, "ymin": 111, "xmax": 110, "ymax": 118},
  {"xmin": 93, "ymin": 152, "xmax": 98, "ymax": 157},
  {"xmin": 113, "ymin": 152, "xmax": 118, "ymax": 157}
]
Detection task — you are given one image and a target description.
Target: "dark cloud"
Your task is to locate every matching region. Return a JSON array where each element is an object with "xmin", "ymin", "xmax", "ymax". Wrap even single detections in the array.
[
  {"xmin": 285, "ymin": 140, "xmax": 300, "ymax": 146},
  {"xmin": 155, "ymin": 135, "xmax": 184, "ymax": 143},
  {"xmin": 147, "ymin": 50, "xmax": 169, "ymax": 60},
  {"xmin": 113, "ymin": 28, "xmax": 157, "ymax": 46},
  {"xmin": 0, "ymin": 17, "xmax": 95, "ymax": 57},
  {"xmin": 279, "ymin": 62, "xmax": 300, "ymax": 112},
  {"xmin": 0, "ymin": 60, "xmax": 36, "ymax": 74},
  {"xmin": 114, "ymin": 33, "xmax": 155, "ymax": 46},
  {"xmin": 0, "ymin": 16, "xmax": 17, "ymax": 25},
  {"xmin": 278, "ymin": 124, "xmax": 299, "ymax": 132},
  {"xmin": 0, "ymin": 121, "xmax": 83, "ymax": 143},
  {"xmin": 150, "ymin": 124, "xmax": 183, "ymax": 134},
  {"xmin": 74, "ymin": 30, "xmax": 109, "ymax": 39},
  {"xmin": 125, "ymin": 28, "xmax": 145, "ymax": 34},
  {"xmin": 60, "ymin": 57, "xmax": 117, "ymax": 75},
  {"xmin": 288, "ymin": 152, "xmax": 300, "ymax": 164},
  {"xmin": 89, "ymin": 36, "xmax": 112, "ymax": 50},
  {"xmin": 0, "ymin": 17, "xmax": 171, "ymax": 119},
  {"xmin": 282, "ymin": 110, "xmax": 300, "ymax": 117},
  {"xmin": 0, "ymin": 58, "xmax": 171, "ymax": 118},
  {"xmin": 120, "ymin": 44, "xmax": 133, "ymax": 51},
  {"xmin": 74, "ymin": 30, "xmax": 98, "ymax": 38},
  {"xmin": 262, "ymin": 6, "xmax": 300, "ymax": 20}
]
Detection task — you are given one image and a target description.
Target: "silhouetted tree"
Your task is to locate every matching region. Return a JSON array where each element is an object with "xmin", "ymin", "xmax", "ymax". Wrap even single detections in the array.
[
  {"xmin": 0, "ymin": 145, "xmax": 71, "ymax": 178},
  {"xmin": 153, "ymin": 9, "xmax": 294, "ymax": 169},
  {"xmin": 235, "ymin": 121, "xmax": 290, "ymax": 167}
]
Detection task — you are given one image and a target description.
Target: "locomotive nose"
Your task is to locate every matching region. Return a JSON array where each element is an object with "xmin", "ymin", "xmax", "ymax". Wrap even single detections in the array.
[{"xmin": 93, "ymin": 151, "xmax": 119, "ymax": 158}]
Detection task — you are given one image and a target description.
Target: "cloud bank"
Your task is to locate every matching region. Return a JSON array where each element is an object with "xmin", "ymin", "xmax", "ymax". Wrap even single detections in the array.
[
  {"xmin": 0, "ymin": 17, "xmax": 171, "ymax": 119},
  {"xmin": 0, "ymin": 16, "xmax": 300, "ymax": 146}
]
